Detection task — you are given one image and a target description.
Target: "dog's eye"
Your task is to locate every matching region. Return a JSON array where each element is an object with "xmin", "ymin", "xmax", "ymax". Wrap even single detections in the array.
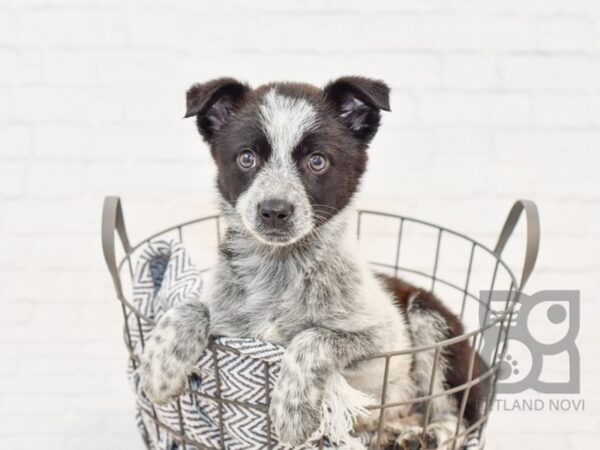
[
  {"xmin": 238, "ymin": 150, "xmax": 256, "ymax": 170},
  {"xmin": 307, "ymin": 153, "xmax": 329, "ymax": 174}
]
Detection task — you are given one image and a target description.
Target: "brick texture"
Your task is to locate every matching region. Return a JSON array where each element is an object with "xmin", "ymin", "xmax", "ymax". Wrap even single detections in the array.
[{"xmin": 0, "ymin": 1, "xmax": 598, "ymax": 449}]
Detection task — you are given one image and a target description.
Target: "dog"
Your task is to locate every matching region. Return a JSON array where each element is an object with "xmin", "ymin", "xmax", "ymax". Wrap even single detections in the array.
[{"xmin": 139, "ymin": 76, "xmax": 487, "ymax": 449}]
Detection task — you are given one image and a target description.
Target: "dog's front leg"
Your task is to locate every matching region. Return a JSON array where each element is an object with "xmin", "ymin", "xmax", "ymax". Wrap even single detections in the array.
[
  {"xmin": 270, "ymin": 327, "xmax": 375, "ymax": 446},
  {"xmin": 139, "ymin": 302, "xmax": 210, "ymax": 405}
]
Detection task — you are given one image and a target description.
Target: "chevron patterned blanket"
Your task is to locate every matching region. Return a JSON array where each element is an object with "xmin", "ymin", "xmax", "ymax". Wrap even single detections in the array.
[
  {"xmin": 126, "ymin": 239, "xmax": 480, "ymax": 450},
  {"xmin": 127, "ymin": 239, "xmax": 372, "ymax": 450}
]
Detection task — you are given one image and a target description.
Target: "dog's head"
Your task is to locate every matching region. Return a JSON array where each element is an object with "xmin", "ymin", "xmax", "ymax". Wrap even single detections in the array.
[{"xmin": 185, "ymin": 76, "xmax": 390, "ymax": 246}]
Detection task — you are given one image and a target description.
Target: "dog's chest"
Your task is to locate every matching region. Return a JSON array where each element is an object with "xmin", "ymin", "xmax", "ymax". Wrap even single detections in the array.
[{"xmin": 225, "ymin": 241, "xmax": 360, "ymax": 343}]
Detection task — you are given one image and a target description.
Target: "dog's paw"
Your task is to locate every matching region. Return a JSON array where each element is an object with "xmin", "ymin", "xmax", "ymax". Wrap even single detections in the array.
[
  {"xmin": 366, "ymin": 414, "xmax": 421, "ymax": 449},
  {"xmin": 138, "ymin": 329, "xmax": 189, "ymax": 405},
  {"xmin": 395, "ymin": 426, "xmax": 439, "ymax": 450},
  {"xmin": 269, "ymin": 388, "xmax": 321, "ymax": 446},
  {"xmin": 138, "ymin": 304, "xmax": 210, "ymax": 405}
]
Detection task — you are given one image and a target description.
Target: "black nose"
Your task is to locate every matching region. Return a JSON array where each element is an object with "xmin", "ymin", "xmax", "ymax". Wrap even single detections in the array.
[{"xmin": 258, "ymin": 199, "xmax": 294, "ymax": 229}]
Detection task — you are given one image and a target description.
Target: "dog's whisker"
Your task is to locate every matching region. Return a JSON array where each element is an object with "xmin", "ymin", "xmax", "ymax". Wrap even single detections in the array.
[
  {"xmin": 312, "ymin": 204, "xmax": 341, "ymax": 214},
  {"xmin": 313, "ymin": 211, "xmax": 335, "ymax": 221}
]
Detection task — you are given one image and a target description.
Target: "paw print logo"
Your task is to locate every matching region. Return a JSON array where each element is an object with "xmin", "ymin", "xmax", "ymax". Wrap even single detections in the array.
[
  {"xmin": 479, "ymin": 290, "xmax": 580, "ymax": 394},
  {"xmin": 498, "ymin": 354, "xmax": 519, "ymax": 379}
]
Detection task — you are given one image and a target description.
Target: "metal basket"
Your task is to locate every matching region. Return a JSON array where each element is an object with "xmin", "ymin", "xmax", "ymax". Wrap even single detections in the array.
[{"xmin": 102, "ymin": 197, "xmax": 540, "ymax": 450}]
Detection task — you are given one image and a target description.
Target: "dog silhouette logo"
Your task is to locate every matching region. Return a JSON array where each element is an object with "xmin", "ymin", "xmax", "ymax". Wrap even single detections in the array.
[{"xmin": 479, "ymin": 290, "xmax": 580, "ymax": 394}]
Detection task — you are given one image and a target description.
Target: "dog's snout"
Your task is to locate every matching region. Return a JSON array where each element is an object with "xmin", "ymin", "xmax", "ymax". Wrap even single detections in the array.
[{"xmin": 258, "ymin": 199, "xmax": 294, "ymax": 229}]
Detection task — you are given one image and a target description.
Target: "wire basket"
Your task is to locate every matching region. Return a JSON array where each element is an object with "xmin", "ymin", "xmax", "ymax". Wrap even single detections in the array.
[{"xmin": 102, "ymin": 197, "xmax": 540, "ymax": 450}]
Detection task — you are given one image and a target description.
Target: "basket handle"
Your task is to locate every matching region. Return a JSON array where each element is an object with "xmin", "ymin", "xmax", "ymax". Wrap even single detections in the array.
[
  {"xmin": 493, "ymin": 199, "xmax": 540, "ymax": 291},
  {"xmin": 102, "ymin": 196, "xmax": 132, "ymax": 299}
]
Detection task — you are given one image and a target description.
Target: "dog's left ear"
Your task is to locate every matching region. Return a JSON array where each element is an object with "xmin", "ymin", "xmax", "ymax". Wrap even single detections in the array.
[{"xmin": 324, "ymin": 76, "xmax": 390, "ymax": 144}]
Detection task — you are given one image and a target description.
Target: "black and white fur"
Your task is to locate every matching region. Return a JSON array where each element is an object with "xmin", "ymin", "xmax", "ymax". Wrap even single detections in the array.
[{"xmin": 139, "ymin": 77, "xmax": 486, "ymax": 449}]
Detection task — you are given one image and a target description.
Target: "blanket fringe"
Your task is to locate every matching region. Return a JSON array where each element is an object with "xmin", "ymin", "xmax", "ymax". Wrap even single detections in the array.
[{"xmin": 320, "ymin": 374, "xmax": 373, "ymax": 447}]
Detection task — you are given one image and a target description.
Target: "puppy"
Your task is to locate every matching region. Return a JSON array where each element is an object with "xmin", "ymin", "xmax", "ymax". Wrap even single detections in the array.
[{"xmin": 139, "ymin": 77, "xmax": 487, "ymax": 449}]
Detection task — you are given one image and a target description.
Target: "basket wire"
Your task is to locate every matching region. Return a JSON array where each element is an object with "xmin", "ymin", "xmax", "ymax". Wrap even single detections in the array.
[{"xmin": 102, "ymin": 198, "xmax": 539, "ymax": 450}]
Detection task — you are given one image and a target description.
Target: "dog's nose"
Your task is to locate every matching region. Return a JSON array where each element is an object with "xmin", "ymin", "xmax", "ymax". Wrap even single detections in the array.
[{"xmin": 258, "ymin": 199, "xmax": 294, "ymax": 229}]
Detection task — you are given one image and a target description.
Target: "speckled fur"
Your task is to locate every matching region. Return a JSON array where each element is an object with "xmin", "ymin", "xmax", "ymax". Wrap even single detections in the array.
[{"xmin": 139, "ymin": 77, "xmax": 483, "ymax": 449}]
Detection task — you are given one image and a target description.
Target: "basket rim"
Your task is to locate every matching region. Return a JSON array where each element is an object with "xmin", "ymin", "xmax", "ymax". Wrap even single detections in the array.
[{"xmin": 115, "ymin": 209, "xmax": 520, "ymax": 357}]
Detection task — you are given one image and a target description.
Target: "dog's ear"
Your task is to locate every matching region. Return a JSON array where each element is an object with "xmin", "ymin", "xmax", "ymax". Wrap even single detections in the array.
[
  {"xmin": 184, "ymin": 78, "xmax": 250, "ymax": 142},
  {"xmin": 324, "ymin": 76, "xmax": 390, "ymax": 144}
]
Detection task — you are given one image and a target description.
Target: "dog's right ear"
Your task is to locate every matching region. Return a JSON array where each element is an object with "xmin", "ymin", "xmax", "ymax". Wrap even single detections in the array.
[{"xmin": 184, "ymin": 78, "xmax": 250, "ymax": 142}]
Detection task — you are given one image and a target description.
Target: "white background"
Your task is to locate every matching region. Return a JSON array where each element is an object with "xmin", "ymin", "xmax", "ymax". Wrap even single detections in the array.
[{"xmin": 1, "ymin": 0, "xmax": 599, "ymax": 449}]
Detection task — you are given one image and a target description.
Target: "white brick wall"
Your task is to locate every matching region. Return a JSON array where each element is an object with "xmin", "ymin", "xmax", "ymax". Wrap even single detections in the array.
[{"xmin": 1, "ymin": 1, "xmax": 599, "ymax": 449}]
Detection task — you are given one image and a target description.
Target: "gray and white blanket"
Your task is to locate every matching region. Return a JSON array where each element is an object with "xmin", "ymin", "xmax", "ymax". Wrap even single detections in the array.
[{"xmin": 126, "ymin": 239, "xmax": 480, "ymax": 450}]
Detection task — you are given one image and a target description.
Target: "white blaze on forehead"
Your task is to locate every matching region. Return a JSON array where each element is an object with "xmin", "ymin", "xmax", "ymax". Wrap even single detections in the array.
[
  {"xmin": 235, "ymin": 88, "xmax": 317, "ymax": 244},
  {"xmin": 258, "ymin": 88, "xmax": 318, "ymax": 164}
]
